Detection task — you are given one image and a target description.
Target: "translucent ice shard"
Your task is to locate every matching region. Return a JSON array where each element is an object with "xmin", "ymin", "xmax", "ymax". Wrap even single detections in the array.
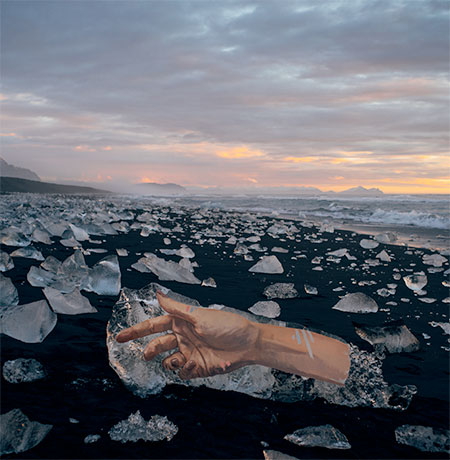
[
  {"xmin": 68, "ymin": 223, "xmax": 90, "ymax": 241},
  {"xmin": 360, "ymin": 239, "xmax": 379, "ymax": 249},
  {"xmin": 395, "ymin": 425, "xmax": 449, "ymax": 453},
  {"xmin": 83, "ymin": 255, "xmax": 121, "ymax": 295},
  {"xmin": 40, "ymin": 256, "xmax": 61, "ymax": 273},
  {"xmin": 84, "ymin": 434, "xmax": 101, "ymax": 444},
  {"xmin": 376, "ymin": 250, "xmax": 391, "ymax": 262},
  {"xmin": 422, "ymin": 253, "xmax": 447, "ymax": 267},
  {"xmin": 132, "ymin": 254, "xmax": 200, "ymax": 284},
  {"xmin": 116, "ymin": 248, "xmax": 128, "ymax": 257},
  {"xmin": 249, "ymin": 256, "xmax": 284, "ymax": 274},
  {"xmin": 108, "ymin": 411, "xmax": 178, "ymax": 443},
  {"xmin": 10, "ymin": 247, "xmax": 44, "ymax": 261},
  {"xmin": 403, "ymin": 274, "xmax": 427, "ymax": 291},
  {"xmin": 2, "ymin": 358, "xmax": 46, "ymax": 383},
  {"xmin": 354, "ymin": 321, "xmax": 420, "ymax": 353},
  {"xmin": 263, "ymin": 450, "xmax": 299, "ymax": 460},
  {"xmin": 0, "ymin": 274, "xmax": 19, "ymax": 306},
  {"xmin": 0, "ymin": 228, "xmax": 30, "ymax": 247},
  {"xmin": 0, "ymin": 408, "xmax": 52, "ymax": 455},
  {"xmin": 0, "ymin": 251, "xmax": 14, "ymax": 272},
  {"xmin": 31, "ymin": 228, "xmax": 52, "ymax": 245},
  {"xmin": 263, "ymin": 283, "xmax": 298, "ymax": 299},
  {"xmin": 43, "ymin": 287, "xmax": 97, "ymax": 314},
  {"xmin": 56, "ymin": 250, "xmax": 89, "ymax": 291},
  {"xmin": 429, "ymin": 321, "xmax": 450, "ymax": 334},
  {"xmin": 304, "ymin": 284, "xmax": 318, "ymax": 295},
  {"xmin": 332, "ymin": 293, "xmax": 379, "ymax": 313},
  {"xmin": 249, "ymin": 301, "xmax": 281, "ymax": 318},
  {"xmin": 0, "ymin": 300, "xmax": 57, "ymax": 343},
  {"xmin": 284, "ymin": 424, "xmax": 351, "ymax": 450},
  {"xmin": 60, "ymin": 237, "xmax": 81, "ymax": 247},
  {"xmin": 201, "ymin": 277, "xmax": 217, "ymax": 288},
  {"xmin": 375, "ymin": 232, "xmax": 397, "ymax": 244}
]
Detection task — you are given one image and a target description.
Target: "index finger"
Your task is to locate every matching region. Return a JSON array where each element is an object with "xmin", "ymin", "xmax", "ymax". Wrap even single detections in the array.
[{"xmin": 116, "ymin": 315, "xmax": 173, "ymax": 343}]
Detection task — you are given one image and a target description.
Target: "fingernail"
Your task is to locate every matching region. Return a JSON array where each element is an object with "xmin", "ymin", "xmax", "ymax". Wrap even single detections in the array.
[
  {"xmin": 171, "ymin": 358, "xmax": 179, "ymax": 368},
  {"xmin": 186, "ymin": 360, "xmax": 195, "ymax": 370},
  {"xmin": 116, "ymin": 331, "xmax": 130, "ymax": 342}
]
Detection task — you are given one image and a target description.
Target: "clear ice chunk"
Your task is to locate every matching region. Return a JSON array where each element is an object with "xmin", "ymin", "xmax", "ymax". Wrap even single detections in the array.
[
  {"xmin": 249, "ymin": 256, "xmax": 284, "ymax": 274},
  {"xmin": 107, "ymin": 284, "xmax": 416, "ymax": 410},
  {"xmin": 354, "ymin": 321, "xmax": 420, "ymax": 353},
  {"xmin": 376, "ymin": 250, "xmax": 391, "ymax": 262},
  {"xmin": 0, "ymin": 228, "xmax": 30, "ymax": 247},
  {"xmin": 263, "ymin": 450, "xmax": 299, "ymax": 460},
  {"xmin": 375, "ymin": 232, "xmax": 397, "ymax": 244},
  {"xmin": 284, "ymin": 424, "xmax": 351, "ymax": 450},
  {"xmin": 332, "ymin": 293, "xmax": 379, "ymax": 313},
  {"xmin": 2, "ymin": 358, "xmax": 46, "ymax": 383},
  {"xmin": 10, "ymin": 247, "xmax": 44, "ymax": 261},
  {"xmin": 0, "ymin": 408, "xmax": 52, "ymax": 455},
  {"xmin": 116, "ymin": 248, "xmax": 128, "ymax": 257},
  {"xmin": 263, "ymin": 283, "xmax": 298, "ymax": 299},
  {"xmin": 0, "ymin": 300, "xmax": 57, "ymax": 343},
  {"xmin": 201, "ymin": 277, "xmax": 217, "ymax": 288},
  {"xmin": 83, "ymin": 255, "xmax": 121, "ymax": 295},
  {"xmin": 429, "ymin": 321, "xmax": 450, "ymax": 335},
  {"xmin": 403, "ymin": 274, "xmax": 427, "ymax": 291},
  {"xmin": 31, "ymin": 228, "xmax": 52, "ymax": 245},
  {"xmin": 0, "ymin": 250, "xmax": 14, "ymax": 272},
  {"xmin": 27, "ymin": 265, "xmax": 58, "ymax": 289},
  {"xmin": 40, "ymin": 256, "xmax": 61, "ymax": 273},
  {"xmin": 60, "ymin": 237, "xmax": 81, "ymax": 247},
  {"xmin": 132, "ymin": 254, "xmax": 200, "ymax": 284},
  {"xmin": 0, "ymin": 274, "xmax": 19, "ymax": 306},
  {"xmin": 43, "ymin": 287, "xmax": 97, "ymax": 315},
  {"xmin": 304, "ymin": 284, "xmax": 318, "ymax": 295},
  {"xmin": 108, "ymin": 411, "xmax": 178, "ymax": 443},
  {"xmin": 360, "ymin": 239, "xmax": 379, "ymax": 249},
  {"xmin": 84, "ymin": 434, "xmax": 101, "ymax": 444},
  {"xmin": 249, "ymin": 301, "xmax": 281, "ymax": 318},
  {"xmin": 422, "ymin": 253, "xmax": 447, "ymax": 267},
  {"xmin": 395, "ymin": 425, "xmax": 449, "ymax": 453}
]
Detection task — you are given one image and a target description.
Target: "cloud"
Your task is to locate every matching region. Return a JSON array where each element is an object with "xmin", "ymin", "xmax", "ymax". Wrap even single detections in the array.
[{"xmin": 216, "ymin": 146, "xmax": 264, "ymax": 159}]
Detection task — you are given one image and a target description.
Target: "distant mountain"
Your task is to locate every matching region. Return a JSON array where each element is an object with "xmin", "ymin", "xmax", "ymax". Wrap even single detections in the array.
[
  {"xmin": 0, "ymin": 177, "xmax": 111, "ymax": 194},
  {"xmin": 0, "ymin": 157, "xmax": 41, "ymax": 181},
  {"xmin": 338, "ymin": 186, "xmax": 384, "ymax": 196},
  {"xmin": 134, "ymin": 182, "xmax": 187, "ymax": 196}
]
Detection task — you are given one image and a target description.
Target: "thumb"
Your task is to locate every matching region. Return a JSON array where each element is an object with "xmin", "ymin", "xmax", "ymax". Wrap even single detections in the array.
[{"xmin": 156, "ymin": 291, "xmax": 199, "ymax": 322}]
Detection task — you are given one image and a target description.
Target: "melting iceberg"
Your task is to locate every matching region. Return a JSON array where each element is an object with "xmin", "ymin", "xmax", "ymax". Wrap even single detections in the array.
[
  {"xmin": 332, "ymin": 293, "xmax": 379, "ymax": 313},
  {"xmin": 2, "ymin": 358, "xmax": 46, "ymax": 383},
  {"xmin": 106, "ymin": 284, "xmax": 416, "ymax": 410},
  {"xmin": 0, "ymin": 408, "xmax": 52, "ymax": 455},
  {"xmin": 284, "ymin": 425, "xmax": 351, "ymax": 450},
  {"xmin": 0, "ymin": 300, "xmax": 57, "ymax": 343},
  {"xmin": 108, "ymin": 411, "xmax": 178, "ymax": 443}
]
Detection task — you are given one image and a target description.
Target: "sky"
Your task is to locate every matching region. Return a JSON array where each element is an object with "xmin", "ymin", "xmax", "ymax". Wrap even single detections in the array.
[{"xmin": 1, "ymin": 0, "xmax": 449, "ymax": 193}]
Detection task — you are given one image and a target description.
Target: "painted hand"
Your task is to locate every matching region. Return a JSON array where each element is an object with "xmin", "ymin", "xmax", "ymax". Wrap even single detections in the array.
[{"xmin": 115, "ymin": 292, "xmax": 260, "ymax": 379}]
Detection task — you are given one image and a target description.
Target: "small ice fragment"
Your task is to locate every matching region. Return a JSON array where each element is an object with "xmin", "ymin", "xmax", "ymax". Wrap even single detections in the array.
[
  {"xmin": 418, "ymin": 298, "xmax": 436, "ymax": 304},
  {"xmin": 116, "ymin": 248, "xmax": 128, "ymax": 257},
  {"xmin": 395, "ymin": 425, "xmax": 449, "ymax": 453},
  {"xmin": 84, "ymin": 434, "xmax": 101, "ymax": 444},
  {"xmin": 69, "ymin": 418, "xmax": 79, "ymax": 424},
  {"xmin": 311, "ymin": 256, "xmax": 322, "ymax": 264},
  {"xmin": 375, "ymin": 232, "xmax": 397, "ymax": 244},
  {"xmin": 0, "ymin": 251, "xmax": 14, "ymax": 272},
  {"xmin": 10, "ymin": 247, "xmax": 44, "ymax": 261},
  {"xmin": 376, "ymin": 250, "xmax": 391, "ymax": 262},
  {"xmin": 422, "ymin": 253, "xmax": 447, "ymax": 268},
  {"xmin": 263, "ymin": 283, "xmax": 298, "ymax": 299},
  {"xmin": 360, "ymin": 239, "xmax": 379, "ymax": 249},
  {"xmin": 43, "ymin": 287, "xmax": 97, "ymax": 315},
  {"xmin": 108, "ymin": 411, "xmax": 178, "ymax": 443},
  {"xmin": 163, "ymin": 238, "xmax": 171, "ymax": 245},
  {"xmin": 327, "ymin": 249, "xmax": 348, "ymax": 257},
  {"xmin": 284, "ymin": 424, "xmax": 351, "ymax": 450},
  {"xmin": 41, "ymin": 256, "xmax": 61, "ymax": 273},
  {"xmin": 263, "ymin": 450, "xmax": 300, "ymax": 460},
  {"xmin": 271, "ymin": 247, "xmax": 289, "ymax": 253},
  {"xmin": 403, "ymin": 274, "xmax": 427, "ymax": 291},
  {"xmin": 0, "ymin": 300, "xmax": 57, "ymax": 343},
  {"xmin": 304, "ymin": 284, "xmax": 318, "ymax": 295},
  {"xmin": 312, "ymin": 266, "xmax": 323, "ymax": 271},
  {"xmin": 247, "ymin": 235, "xmax": 261, "ymax": 243},
  {"xmin": 429, "ymin": 322, "xmax": 450, "ymax": 334},
  {"xmin": 31, "ymin": 228, "xmax": 52, "ymax": 245},
  {"xmin": 0, "ymin": 408, "xmax": 52, "ymax": 455},
  {"xmin": 2, "ymin": 358, "xmax": 46, "ymax": 383},
  {"xmin": 332, "ymin": 292, "xmax": 379, "ymax": 313},
  {"xmin": 377, "ymin": 288, "xmax": 392, "ymax": 297},
  {"xmin": 60, "ymin": 237, "xmax": 81, "ymax": 247},
  {"xmin": 249, "ymin": 256, "xmax": 284, "ymax": 274},
  {"xmin": 442, "ymin": 280, "xmax": 450, "ymax": 288},
  {"xmin": 443, "ymin": 297, "xmax": 450, "ymax": 303},
  {"xmin": 354, "ymin": 321, "xmax": 420, "ymax": 353},
  {"xmin": 422, "ymin": 333, "xmax": 431, "ymax": 340},
  {"xmin": 201, "ymin": 277, "xmax": 217, "ymax": 288},
  {"xmin": 0, "ymin": 274, "xmax": 19, "ymax": 306},
  {"xmin": 176, "ymin": 247, "xmax": 195, "ymax": 259},
  {"xmin": 248, "ymin": 301, "xmax": 281, "ymax": 318}
]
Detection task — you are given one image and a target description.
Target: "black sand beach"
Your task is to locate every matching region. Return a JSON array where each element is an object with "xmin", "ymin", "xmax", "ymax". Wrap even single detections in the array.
[{"xmin": 1, "ymin": 195, "xmax": 449, "ymax": 459}]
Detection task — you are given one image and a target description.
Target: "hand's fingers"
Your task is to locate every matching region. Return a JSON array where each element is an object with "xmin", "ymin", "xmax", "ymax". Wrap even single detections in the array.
[
  {"xmin": 116, "ymin": 315, "xmax": 172, "ymax": 343},
  {"xmin": 178, "ymin": 359, "xmax": 197, "ymax": 379},
  {"xmin": 157, "ymin": 291, "xmax": 200, "ymax": 323},
  {"xmin": 143, "ymin": 333, "xmax": 178, "ymax": 361},
  {"xmin": 162, "ymin": 351, "xmax": 186, "ymax": 371}
]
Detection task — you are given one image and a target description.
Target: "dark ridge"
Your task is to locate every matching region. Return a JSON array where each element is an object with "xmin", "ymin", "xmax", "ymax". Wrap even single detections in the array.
[{"xmin": 0, "ymin": 176, "xmax": 112, "ymax": 194}]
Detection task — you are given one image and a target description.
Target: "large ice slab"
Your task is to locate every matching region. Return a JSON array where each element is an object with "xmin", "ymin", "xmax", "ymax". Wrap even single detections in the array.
[
  {"xmin": 2, "ymin": 358, "xmax": 46, "ymax": 383},
  {"xmin": 354, "ymin": 321, "xmax": 420, "ymax": 353},
  {"xmin": 10, "ymin": 247, "xmax": 44, "ymax": 261},
  {"xmin": 132, "ymin": 254, "xmax": 200, "ymax": 284},
  {"xmin": 249, "ymin": 256, "xmax": 284, "ymax": 274},
  {"xmin": 83, "ymin": 255, "xmax": 121, "ymax": 295},
  {"xmin": 0, "ymin": 228, "xmax": 30, "ymax": 247},
  {"xmin": 332, "ymin": 293, "xmax": 379, "ymax": 313},
  {"xmin": 0, "ymin": 408, "xmax": 52, "ymax": 455},
  {"xmin": 284, "ymin": 425, "xmax": 351, "ymax": 450},
  {"xmin": 395, "ymin": 425, "xmax": 449, "ymax": 453},
  {"xmin": 0, "ymin": 300, "xmax": 57, "ymax": 343},
  {"xmin": 0, "ymin": 274, "xmax": 19, "ymax": 306},
  {"xmin": 43, "ymin": 287, "xmax": 97, "ymax": 315},
  {"xmin": 107, "ymin": 284, "xmax": 416, "ymax": 410},
  {"xmin": 108, "ymin": 411, "xmax": 178, "ymax": 443}
]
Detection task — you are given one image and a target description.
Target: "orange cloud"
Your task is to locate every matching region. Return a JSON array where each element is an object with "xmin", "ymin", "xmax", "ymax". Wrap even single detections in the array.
[
  {"xmin": 0, "ymin": 132, "xmax": 17, "ymax": 137},
  {"xmin": 216, "ymin": 146, "xmax": 264, "ymax": 159},
  {"xmin": 74, "ymin": 145, "xmax": 96, "ymax": 152},
  {"xmin": 102, "ymin": 146, "xmax": 112, "ymax": 151},
  {"xmin": 283, "ymin": 156, "xmax": 317, "ymax": 163}
]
